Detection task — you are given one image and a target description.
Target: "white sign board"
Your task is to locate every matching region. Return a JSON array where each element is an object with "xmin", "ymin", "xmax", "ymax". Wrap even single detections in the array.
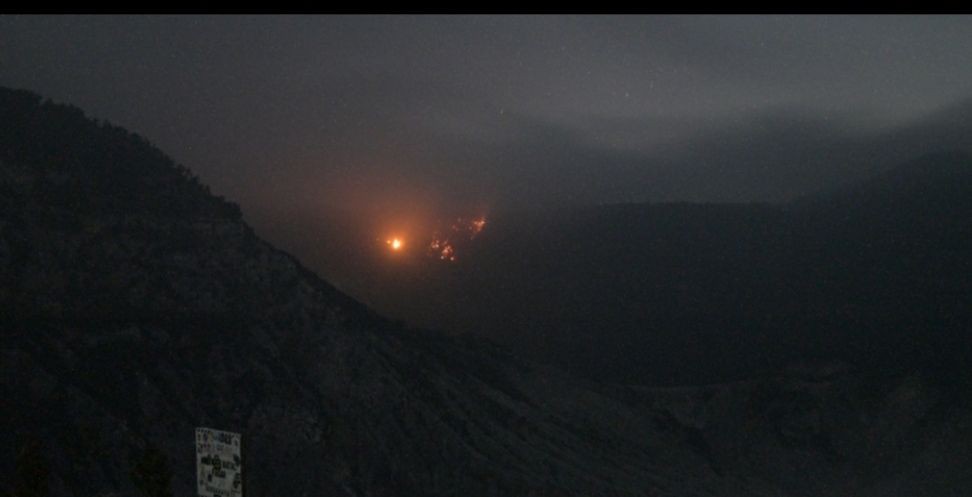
[{"xmin": 195, "ymin": 427, "xmax": 242, "ymax": 497}]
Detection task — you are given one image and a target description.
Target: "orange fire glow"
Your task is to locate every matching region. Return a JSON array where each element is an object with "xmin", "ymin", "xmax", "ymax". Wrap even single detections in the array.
[{"xmin": 381, "ymin": 216, "xmax": 486, "ymax": 262}]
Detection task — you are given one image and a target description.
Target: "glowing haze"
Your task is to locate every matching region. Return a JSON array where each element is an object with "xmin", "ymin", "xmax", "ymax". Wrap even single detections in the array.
[{"xmin": 4, "ymin": 15, "xmax": 972, "ymax": 291}]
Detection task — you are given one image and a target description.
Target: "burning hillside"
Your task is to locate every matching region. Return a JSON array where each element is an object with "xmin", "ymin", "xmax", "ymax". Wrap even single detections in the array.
[
  {"xmin": 427, "ymin": 216, "xmax": 487, "ymax": 262},
  {"xmin": 381, "ymin": 216, "xmax": 487, "ymax": 262}
]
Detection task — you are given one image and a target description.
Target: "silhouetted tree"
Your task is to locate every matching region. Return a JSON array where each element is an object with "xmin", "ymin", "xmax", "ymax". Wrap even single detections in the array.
[
  {"xmin": 129, "ymin": 445, "xmax": 173, "ymax": 497},
  {"xmin": 10, "ymin": 437, "xmax": 49, "ymax": 497}
]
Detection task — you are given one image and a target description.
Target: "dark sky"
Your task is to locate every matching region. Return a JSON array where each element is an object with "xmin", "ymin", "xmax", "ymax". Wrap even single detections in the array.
[{"xmin": 4, "ymin": 15, "xmax": 972, "ymax": 237}]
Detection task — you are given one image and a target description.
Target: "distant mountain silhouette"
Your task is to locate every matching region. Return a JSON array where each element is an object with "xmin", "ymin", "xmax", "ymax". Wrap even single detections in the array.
[
  {"xmin": 3, "ymin": 87, "xmax": 972, "ymax": 497},
  {"xmin": 796, "ymin": 150, "xmax": 972, "ymax": 211},
  {"xmin": 349, "ymin": 152, "xmax": 972, "ymax": 387}
]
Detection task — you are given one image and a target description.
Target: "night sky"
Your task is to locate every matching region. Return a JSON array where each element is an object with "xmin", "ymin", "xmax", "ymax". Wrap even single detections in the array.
[{"xmin": 4, "ymin": 15, "xmax": 972, "ymax": 266}]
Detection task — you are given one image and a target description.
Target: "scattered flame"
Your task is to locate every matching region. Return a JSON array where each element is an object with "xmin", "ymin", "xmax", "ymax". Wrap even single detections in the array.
[
  {"xmin": 381, "ymin": 216, "xmax": 486, "ymax": 263},
  {"xmin": 426, "ymin": 216, "xmax": 487, "ymax": 262}
]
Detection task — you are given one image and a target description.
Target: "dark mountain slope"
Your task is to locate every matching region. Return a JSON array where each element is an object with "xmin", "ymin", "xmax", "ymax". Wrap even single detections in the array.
[
  {"xmin": 3, "ymin": 87, "xmax": 972, "ymax": 497},
  {"xmin": 0, "ymin": 89, "xmax": 723, "ymax": 496},
  {"xmin": 783, "ymin": 151, "xmax": 972, "ymax": 372}
]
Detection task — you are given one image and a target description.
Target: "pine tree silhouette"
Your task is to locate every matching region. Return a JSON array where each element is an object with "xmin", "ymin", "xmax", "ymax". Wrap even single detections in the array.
[
  {"xmin": 130, "ymin": 445, "xmax": 173, "ymax": 497},
  {"xmin": 11, "ymin": 437, "xmax": 49, "ymax": 497}
]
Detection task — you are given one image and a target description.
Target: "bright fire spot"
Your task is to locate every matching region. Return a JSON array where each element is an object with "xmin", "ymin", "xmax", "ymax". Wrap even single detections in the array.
[
  {"xmin": 470, "ymin": 217, "xmax": 486, "ymax": 237},
  {"xmin": 439, "ymin": 243, "xmax": 455, "ymax": 261},
  {"xmin": 380, "ymin": 216, "xmax": 486, "ymax": 262}
]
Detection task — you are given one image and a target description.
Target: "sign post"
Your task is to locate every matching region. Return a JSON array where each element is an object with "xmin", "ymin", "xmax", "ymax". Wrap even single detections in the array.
[{"xmin": 195, "ymin": 427, "xmax": 243, "ymax": 497}]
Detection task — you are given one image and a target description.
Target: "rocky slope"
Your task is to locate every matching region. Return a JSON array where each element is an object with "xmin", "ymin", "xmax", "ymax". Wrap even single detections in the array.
[{"xmin": 2, "ymin": 87, "xmax": 971, "ymax": 496}]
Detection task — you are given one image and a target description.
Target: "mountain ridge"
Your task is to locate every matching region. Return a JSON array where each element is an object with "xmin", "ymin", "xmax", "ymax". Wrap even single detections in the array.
[{"xmin": 3, "ymin": 87, "xmax": 972, "ymax": 497}]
